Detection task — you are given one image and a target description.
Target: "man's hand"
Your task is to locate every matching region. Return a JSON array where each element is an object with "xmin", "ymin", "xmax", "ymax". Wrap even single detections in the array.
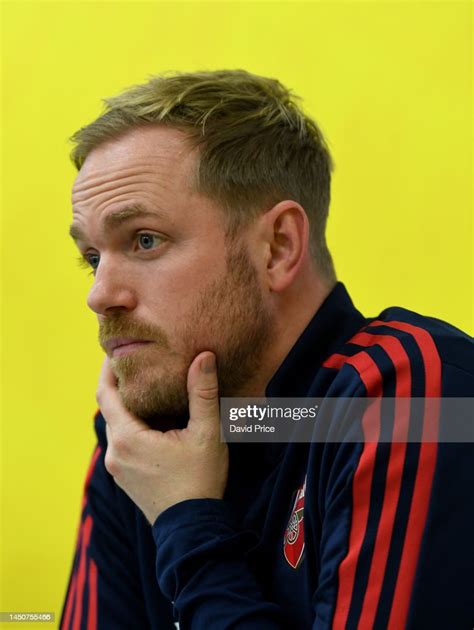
[{"xmin": 97, "ymin": 351, "xmax": 229, "ymax": 525}]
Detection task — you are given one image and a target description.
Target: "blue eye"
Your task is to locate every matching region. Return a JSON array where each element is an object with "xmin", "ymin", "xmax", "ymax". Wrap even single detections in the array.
[
  {"xmin": 76, "ymin": 253, "xmax": 100, "ymax": 277},
  {"xmin": 77, "ymin": 253, "xmax": 100, "ymax": 273},
  {"xmin": 138, "ymin": 233, "xmax": 161, "ymax": 250},
  {"xmin": 86, "ymin": 253, "xmax": 100, "ymax": 269}
]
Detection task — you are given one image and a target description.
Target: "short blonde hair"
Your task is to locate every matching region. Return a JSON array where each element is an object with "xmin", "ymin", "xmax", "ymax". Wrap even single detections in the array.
[{"xmin": 70, "ymin": 69, "xmax": 336, "ymax": 280}]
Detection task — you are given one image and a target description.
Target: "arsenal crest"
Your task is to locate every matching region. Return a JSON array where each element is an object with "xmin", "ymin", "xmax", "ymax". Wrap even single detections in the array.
[{"xmin": 283, "ymin": 477, "xmax": 306, "ymax": 569}]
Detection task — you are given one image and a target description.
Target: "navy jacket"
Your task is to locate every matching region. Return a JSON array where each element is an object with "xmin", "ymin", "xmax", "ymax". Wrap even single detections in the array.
[{"xmin": 60, "ymin": 282, "xmax": 474, "ymax": 629}]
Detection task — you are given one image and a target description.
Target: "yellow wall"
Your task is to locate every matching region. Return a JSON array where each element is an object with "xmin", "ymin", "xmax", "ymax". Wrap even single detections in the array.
[{"xmin": 1, "ymin": 1, "xmax": 472, "ymax": 626}]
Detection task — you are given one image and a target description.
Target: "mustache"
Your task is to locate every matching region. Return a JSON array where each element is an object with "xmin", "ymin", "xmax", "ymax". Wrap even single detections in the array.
[{"xmin": 98, "ymin": 316, "xmax": 170, "ymax": 350}]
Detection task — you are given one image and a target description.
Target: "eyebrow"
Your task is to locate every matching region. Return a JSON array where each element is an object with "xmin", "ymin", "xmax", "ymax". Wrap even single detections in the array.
[{"xmin": 69, "ymin": 204, "xmax": 164, "ymax": 243}]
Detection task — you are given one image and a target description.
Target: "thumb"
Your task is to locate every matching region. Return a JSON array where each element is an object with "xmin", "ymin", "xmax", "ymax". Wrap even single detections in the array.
[{"xmin": 187, "ymin": 352, "xmax": 220, "ymax": 435}]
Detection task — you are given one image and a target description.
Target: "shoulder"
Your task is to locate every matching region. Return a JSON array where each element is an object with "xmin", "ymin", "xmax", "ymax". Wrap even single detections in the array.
[
  {"xmin": 321, "ymin": 305, "xmax": 473, "ymax": 397},
  {"xmin": 374, "ymin": 306, "xmax": 473, "ymax": 371}
]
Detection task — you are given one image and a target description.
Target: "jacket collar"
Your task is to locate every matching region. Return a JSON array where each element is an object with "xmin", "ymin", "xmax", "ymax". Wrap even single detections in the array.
[{"xmin": 265, "ymin": 281, "xmax": 366, "ymax": 397}]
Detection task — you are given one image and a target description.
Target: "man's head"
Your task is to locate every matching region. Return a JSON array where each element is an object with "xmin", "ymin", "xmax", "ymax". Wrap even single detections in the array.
[{"xmin": 69, "ymin": 70, "xmax": 336, "ymax": 422}]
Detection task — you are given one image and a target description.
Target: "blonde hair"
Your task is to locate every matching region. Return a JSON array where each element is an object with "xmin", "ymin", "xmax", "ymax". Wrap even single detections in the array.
[{"xmin": 70, "ymin": 69, "xmax": 336, "ymax": 280}]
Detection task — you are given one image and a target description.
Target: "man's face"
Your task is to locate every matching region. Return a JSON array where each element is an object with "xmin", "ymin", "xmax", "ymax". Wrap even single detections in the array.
[{"xmin": 71, "ymin": 125, "xmax": 274, "ymax": 423}]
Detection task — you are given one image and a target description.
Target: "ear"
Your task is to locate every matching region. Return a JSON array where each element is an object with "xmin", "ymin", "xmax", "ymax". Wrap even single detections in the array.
[{"xmin": 258, "ymin": 200, "xmax": 310, "ymax": 292}]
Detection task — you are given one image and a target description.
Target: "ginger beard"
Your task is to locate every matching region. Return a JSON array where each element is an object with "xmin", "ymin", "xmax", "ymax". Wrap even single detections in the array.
[{"xmin": 99, "ymin": 243, "xmax": 274, "ymax": 424}]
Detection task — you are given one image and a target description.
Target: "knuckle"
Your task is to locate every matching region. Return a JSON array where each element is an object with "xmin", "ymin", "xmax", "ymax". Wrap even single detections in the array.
[
  {"xmin": 112, "ymin": 434, "xmax": 129, "ymax": 456},
  {"xmin": 95, "ymin": 387, "xmax": 104, "ymax": 406},
  {"xmin": 196, "ymin": 385, "xmax": 219, "ymax": 401},
  {"xmin": 104, "ymin": 449, "xmax": 118, "ymax": 476}
]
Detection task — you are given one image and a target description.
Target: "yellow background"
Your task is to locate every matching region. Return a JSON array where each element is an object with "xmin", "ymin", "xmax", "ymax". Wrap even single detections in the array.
[{"xmin": 1, "ymin": 0, "xmax": 472, "ymax": 625}]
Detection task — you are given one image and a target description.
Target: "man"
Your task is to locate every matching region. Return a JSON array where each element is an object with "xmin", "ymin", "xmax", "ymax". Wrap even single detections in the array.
[{"xmin": 61, "ymin": 70, "xmax": 473, "ymax": 629}]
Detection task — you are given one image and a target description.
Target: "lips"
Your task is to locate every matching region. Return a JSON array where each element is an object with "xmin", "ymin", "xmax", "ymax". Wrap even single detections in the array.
[{"xmin": 103, "ymin": 338, "xmax": 154, "ymax": 357}]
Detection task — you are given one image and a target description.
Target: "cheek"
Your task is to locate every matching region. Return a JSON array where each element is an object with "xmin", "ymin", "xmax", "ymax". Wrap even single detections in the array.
[
  {"xmin": 136, "ymin": 244, "xmax": 229, "ymax": 328},
  {"xmin": 141, "ymin": 270, "xmax": 209, "ymax": 327}
]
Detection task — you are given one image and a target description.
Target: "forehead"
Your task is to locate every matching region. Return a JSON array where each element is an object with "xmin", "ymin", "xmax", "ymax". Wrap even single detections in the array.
[
  {"xmin": 71, "ymin": 125, "xmax": 197, "ymax": 205},
  {"xmin": 70, "ymin": 125, "xmax": 232, "ymax": 245}
]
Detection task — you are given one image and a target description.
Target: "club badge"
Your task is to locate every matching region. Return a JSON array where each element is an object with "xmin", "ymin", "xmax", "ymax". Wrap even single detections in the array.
[{"xmin": 283, "ymin": 477, "xmax": 306, "ymax": 569}]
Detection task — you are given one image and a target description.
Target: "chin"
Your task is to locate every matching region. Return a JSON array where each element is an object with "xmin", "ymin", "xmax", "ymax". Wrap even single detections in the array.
[{"xmin": 117, "ymin": 371, "xmax": 189, "ymax": 422}]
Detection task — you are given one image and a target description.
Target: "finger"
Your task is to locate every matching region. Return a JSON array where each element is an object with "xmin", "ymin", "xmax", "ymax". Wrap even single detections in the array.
[
  {"xmin": 96, "ymin": 356, "xmax": 147, "ymax": 431},
  {"xmin": 187, "ymin": 352, "xmax": 220, "ymax": 435},
  {"xmin": 96, "ymin": 356, "xmax": 121, "ymax": 419},
  {"xmin": 97, "ymin": 356, "xmax": 118, "ymax": 398},
  {"xmin": 105, "ymin": 419, "xmax": 111, "ymax": 444}
]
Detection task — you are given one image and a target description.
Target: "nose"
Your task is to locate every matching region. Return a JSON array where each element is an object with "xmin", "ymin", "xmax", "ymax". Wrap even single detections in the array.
[{"xmin": 87, "ymin": 258, "xmax": 138, "ymax": 315}]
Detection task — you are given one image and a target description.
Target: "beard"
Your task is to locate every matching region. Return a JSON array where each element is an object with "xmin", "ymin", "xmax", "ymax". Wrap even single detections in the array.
[{"xmin": 99, "ymin": 242, "xmax": 274, "ymax": 427}]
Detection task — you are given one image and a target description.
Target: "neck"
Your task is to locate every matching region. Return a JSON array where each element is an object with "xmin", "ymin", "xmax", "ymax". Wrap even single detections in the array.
[{"xmin": 243, "ymin": 275, "xmax": 336, "ymax": 397}]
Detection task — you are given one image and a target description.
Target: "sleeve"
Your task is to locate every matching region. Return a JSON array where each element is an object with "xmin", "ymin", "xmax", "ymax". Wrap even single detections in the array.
[
  {"xmin": 152, "ymin": 499, "xmax": 283, "ymax": 629},
  {"xmin": 313, "ymin": 322, "xmax": 474, "ymax": 630},
  {"xmin": 60, "ymin": 411, "xmax": 175, "ymax": 629}
]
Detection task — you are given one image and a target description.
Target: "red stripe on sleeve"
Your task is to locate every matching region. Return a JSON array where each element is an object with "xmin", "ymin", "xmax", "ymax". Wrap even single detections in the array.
[
  {"xmin": 349, "ymin": 332, "xmax": 412, "ymax": 630},
  {"xmin": 72, "ymin": 515, "xmax": 94, "ymax": 630},
  {"xmin": 332, "ymin": 393, "xmax": 382, "ymax": 630},
  {"xmin": 62, "ymin": 513, "xmax": 87, "ymax": 629},
  {"xmin": 63, "ymin": 426, "xmax": 101, "ymax": 628},
  {"xmin": 322, "ymin": 353, "xmax": 351, "ymax": 370},
  {"xmin": 87, "ymin": 558, "xmax": 98, "ymax": 630},
  {"xmin": 332, "ymin": 349, "xmax": 390, "ymax": 629},
  {"xmin": 322, "ymin": 320, "xmax": 441, "ymax": 628},
  {"xmin": 369, "ymin": 321, "xmax": 441, "ymax": 397},
  {"xmin": 61, "ymin": 572, "xmax": 77, "ymax": 629},
  {"xmin": 370, "ymin": 321, "xmax": 441, "ymax": 630},
  {"xmin": 328, "ymin": 330, "xmax": 412, "ymax": 629},
  {"xmin": 62, "ymin": 511, "xmax": 89, "ymax": 629}
]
